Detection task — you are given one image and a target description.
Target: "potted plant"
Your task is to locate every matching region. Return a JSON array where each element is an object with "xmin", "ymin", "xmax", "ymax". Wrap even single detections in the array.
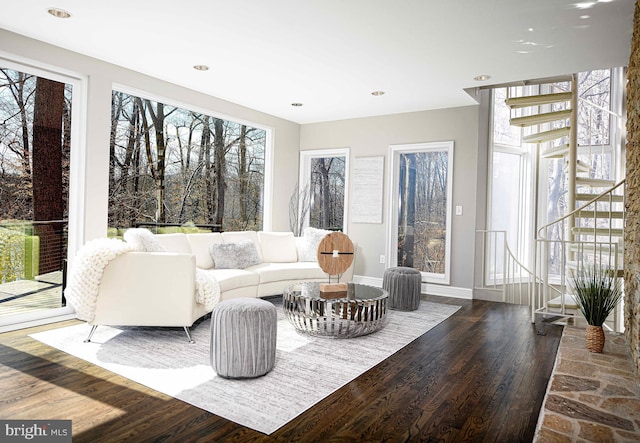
[{"xmin": 571, "ymin": 266, "xmax": 623, "ymax": 353}]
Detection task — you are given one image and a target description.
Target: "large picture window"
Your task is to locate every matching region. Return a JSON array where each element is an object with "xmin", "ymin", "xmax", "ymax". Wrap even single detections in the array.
[
  {"xmin": 109, "ymin": 90, "xmax": 267, "ymax": 232},
  {"xmin": 485, "ymin": 87, "xmax": 534, "ymax": 283},
  {"xmin": 389, "ymin": 142, "xmax": 454, "ymax": 284}
]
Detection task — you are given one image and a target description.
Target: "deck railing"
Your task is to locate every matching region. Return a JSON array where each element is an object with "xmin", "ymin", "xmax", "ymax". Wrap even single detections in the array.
[{"xmin": 0, "ymin": 220, "xmax": 67, "ymax": 283}]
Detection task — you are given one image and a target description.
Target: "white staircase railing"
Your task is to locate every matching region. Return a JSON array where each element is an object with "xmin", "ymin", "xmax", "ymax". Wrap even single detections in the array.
[
  {"xmin": 475, "ymin": 230, "xmax": 538, "ymax": 305},
  {"xmin": 535, "ymin": 179, "xmax": 625, "ymax": 332}
]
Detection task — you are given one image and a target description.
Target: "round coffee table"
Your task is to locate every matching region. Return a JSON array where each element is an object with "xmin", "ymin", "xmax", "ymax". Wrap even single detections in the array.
[{"xmin": 283, "ymin": 282, "xmax": 389, "ymax": 338}]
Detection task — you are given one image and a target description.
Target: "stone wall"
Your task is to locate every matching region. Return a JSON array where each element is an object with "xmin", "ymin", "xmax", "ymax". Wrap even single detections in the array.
[{"xmin": 625, "ymin": 0, "xmax": 640, "ymax": 375}]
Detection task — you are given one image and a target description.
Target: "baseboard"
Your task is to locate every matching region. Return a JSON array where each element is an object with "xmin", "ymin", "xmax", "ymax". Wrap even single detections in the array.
[
  {"xmin": 353, "ymin": 275, "xmax": 383, "ymax": 287},
  {"xmin": 353, "ymin": 275, "xmax": 473, "ymax": 300},
  {"xmin": 0, "ymin": 312, "xmax": 77, "ymax": 333},
  {"xmin": 424, "ymin": 284, "xmax": 473, "ymax": 300}
]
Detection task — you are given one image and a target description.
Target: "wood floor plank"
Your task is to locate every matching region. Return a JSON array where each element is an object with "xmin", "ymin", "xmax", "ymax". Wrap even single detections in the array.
[{"xmin": 0, "ymin": 296, "xmax": 562, "ymax": 442}]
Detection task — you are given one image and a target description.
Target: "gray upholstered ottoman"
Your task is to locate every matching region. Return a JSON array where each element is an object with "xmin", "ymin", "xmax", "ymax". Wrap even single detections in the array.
[
  {"xmin": 383, "ymin": 267, "xmax": 422, "ymax": 311},
  {"xmin": 210, "ymin": 298, "xmax": 277, "ymax": 378}
]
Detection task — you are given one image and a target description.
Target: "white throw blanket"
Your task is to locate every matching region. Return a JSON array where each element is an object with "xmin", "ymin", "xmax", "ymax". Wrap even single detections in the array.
[
  {"xmin": 65, "ymin": 237, "xmax": 219, "ymax": 322},
  {"xmin": 64, "ymin": 238, "xmax": 133, "ymax": 322},
  {"xmin": 194, "ymin": 268, "xmax": 219, "ymax": 311}
]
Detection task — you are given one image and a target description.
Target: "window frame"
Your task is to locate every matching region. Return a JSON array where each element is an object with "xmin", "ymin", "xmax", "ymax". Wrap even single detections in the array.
[
  {"xmin": 110, "ymin": 83, "xmax": 274, "ymax": 230},
  {"xmin": 0, "ymin": 53, "xmax": 87, "ymax": 330}
]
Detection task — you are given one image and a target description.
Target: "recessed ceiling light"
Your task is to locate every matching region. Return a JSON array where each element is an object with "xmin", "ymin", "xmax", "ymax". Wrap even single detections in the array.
[
  {"xmin": 574, "ymin": 2, "xmax": 595, "ymax": 9},
  {"xmin": 474, "ymin": 75, "xmax": 491, "ymax": 81},
  {"xmin": 47, "ymin": 8, "xmax": 71, "ymax": 18},
  {"xmin": 291, "ymin": 103, "xmax": 303, "ymax": 107},
  {"xmin": 371, "ymin": 91, "xmax": 385, "ymax": 96},
  {"xmin": 580, "ymin": 14, "xmax": 591, "ymax": 19},
  {"xmin": 193, "ymin": 65, "xmax": 209, "ymax": 71}
]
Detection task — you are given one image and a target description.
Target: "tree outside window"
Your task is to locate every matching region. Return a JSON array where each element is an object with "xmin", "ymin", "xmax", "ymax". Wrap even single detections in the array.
[
  {"xmin": 390, "ymin": 142, "xmax": 453, "ymax": 284},
  {"xmin": 109, "ymin": 91, "xmax": 266, "ymax": 231},
  {"xmin": 308, "ymin": 157, "xmax": 345, "ymax": 231},
  {"xmin": 0, "ymin": 67, "xmax": 72, "ymax": 280},
  {"xmin": 294, "ymin": 149, "xmax": 348, "ymax": 235}
]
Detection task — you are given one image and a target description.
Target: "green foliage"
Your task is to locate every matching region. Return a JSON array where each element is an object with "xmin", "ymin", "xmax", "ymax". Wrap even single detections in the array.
[
  {"xmin": 0, "ymin": 228, "xmax": 23, "ymax": 283},
  {"xmin": 571, "ymin": 266, "xmax": 623, "ymax": 326},
  {"xmin": 0, "ymin": 228, "xmax": 39, "ymax": 282}
]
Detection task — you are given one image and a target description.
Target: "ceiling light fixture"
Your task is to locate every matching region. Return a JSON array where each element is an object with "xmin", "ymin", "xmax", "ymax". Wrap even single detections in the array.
[
  {"xmin": 291, "ymin": 103, "xmax": 303, "ymax": 107},
  {"xmin": 371, "ymin": 91, "xmax": 385, "ymax": 96},
  {"xmin": 47, "ymin": 7, "xmax": 71, "ymax": 18},
  {"xmin": 574, "ymin": 2, "xmax": 595, "ymax": 9},
  {"xmin": 193, "ymin": 65, "xmax": 209, "ymax": 71},
  {"xmin": 474, "ymin": 75, "xmax": 491, "ymax": 81}
]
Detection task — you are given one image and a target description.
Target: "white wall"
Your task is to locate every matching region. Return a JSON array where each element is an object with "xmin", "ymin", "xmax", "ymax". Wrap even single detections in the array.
[
  {"xmin": 0, "ymin": 29, "xmax": 300, "ymax": 254},
  {"xmin": 300, "ymin": 106, "xmax": 481, "ymax": 293}
]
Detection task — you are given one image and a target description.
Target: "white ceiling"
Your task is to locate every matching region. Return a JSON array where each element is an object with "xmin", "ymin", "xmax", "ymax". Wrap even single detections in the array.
[{"xmin": 0, "ymin": 0, "xmax": 634, "ymax": 124}]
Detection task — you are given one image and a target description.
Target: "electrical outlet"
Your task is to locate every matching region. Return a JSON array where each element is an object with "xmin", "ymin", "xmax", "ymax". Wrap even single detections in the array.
[{"xmin": 379, "ymin": 255, "xmax": 385, "ymax": 264}]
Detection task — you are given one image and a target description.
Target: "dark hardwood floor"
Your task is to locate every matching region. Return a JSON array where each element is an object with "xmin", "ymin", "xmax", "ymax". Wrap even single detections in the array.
[{"xmin": 0, "ymin": 296, "xmax": 562, "ymax": 442}]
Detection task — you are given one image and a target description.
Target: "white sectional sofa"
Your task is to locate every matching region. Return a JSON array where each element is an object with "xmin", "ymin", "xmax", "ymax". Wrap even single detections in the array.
[{"xmin": 82, "ymin": 229, "xmax": 355, "ymax": 342}]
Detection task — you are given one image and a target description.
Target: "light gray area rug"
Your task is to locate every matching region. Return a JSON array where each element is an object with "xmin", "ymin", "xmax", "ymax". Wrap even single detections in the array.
[{"xmin": 31, "ymin": 300, "xmax": 460, "ymax": 435}]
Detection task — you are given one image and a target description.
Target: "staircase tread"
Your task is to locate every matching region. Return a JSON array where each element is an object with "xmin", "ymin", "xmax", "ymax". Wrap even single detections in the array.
[
  {"xmin": 547, "ymin": 294, "xmax": 579, "ymax": 310},
  {"xmin": 567, "ymin": 246, "xmax": 623, "ymax": 257},
  {"xmin": 541, "ymin": 144, "xmax": 570, "ymax": 158},
  {"xmin": 571, "ymin": 227, "xmax": 624, "ymax": 236},
  {"xmin": 567, "ymin": 262, "xmax": 624, "ymax": 271},
  {"xmin": 510, "ymin": 109, "xmax": 572, "ymax": 127},
  {"xmin": 576, "ymin": 177, "xmax": 617, "ymax": 186},
  {"xmin": 576, "ymin": 193, "xmax": 624, "ymax": 202},
  {"xmin": 575, "ymin": 210, "xmax": 625, "ymax": 218},
  {"xmin": 505, "ymin": 92, "xmax": 573, "ymax": 109},
  {"xmin": 568, "ymin": 243, "xmax": 623, "ymax": 253},
  {"xmin": 567, "ymin": 159, "xmax": 591, "ymax": 173},
  {"xmin": 523, "ymin": 127, "xmax": 571, "ymax": 143}
]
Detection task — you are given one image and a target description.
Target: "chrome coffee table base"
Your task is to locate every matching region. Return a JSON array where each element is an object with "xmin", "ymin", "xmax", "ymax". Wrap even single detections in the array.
[{"xmin": 283, "ymin": 282, "xmax": 389, "ymax": 338}]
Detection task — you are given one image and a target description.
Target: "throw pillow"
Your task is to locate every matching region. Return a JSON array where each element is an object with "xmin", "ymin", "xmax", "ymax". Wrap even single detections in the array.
[
  {"xmin": 123, "ymin": 228, "xmax": 167, "ymax": 252},
  {"xmin": 221, "ymin": 231, "xmax": 263, "ymax": 261},
  {"xmin": 258, "ymin": 231, "xmax": 298, "ymax": 262},
  {"xmin": 154, "ymin": 233, "xmax": 192, "ymax": 253},
  {"xmin": 299, "ymin": 227, "xmax": 332, "ymax": 262},
  {"xmin": 210, "ymin": 239, "xmax": 262, "ymax": 269}
]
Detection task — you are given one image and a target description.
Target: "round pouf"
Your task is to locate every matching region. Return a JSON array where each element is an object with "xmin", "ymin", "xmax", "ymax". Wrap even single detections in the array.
[
  {"xmin": 210, "ymin": 298, "xmax": 277, "ymax": 379},
  {"xmin": 383, "ymin": 267, "xmax": 422, "ymax": 311}
]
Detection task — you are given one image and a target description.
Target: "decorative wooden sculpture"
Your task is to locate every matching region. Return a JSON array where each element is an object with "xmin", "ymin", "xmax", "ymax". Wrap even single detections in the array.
[{"xmin": 316, "ymin": 232, "xmax": 354, "ymax": 298}]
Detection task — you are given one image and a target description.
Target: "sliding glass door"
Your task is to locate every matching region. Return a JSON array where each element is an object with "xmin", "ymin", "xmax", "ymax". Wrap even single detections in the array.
[{"xmin": 0, "ymin": 59, "xmax": 82, "ymax": 330}]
